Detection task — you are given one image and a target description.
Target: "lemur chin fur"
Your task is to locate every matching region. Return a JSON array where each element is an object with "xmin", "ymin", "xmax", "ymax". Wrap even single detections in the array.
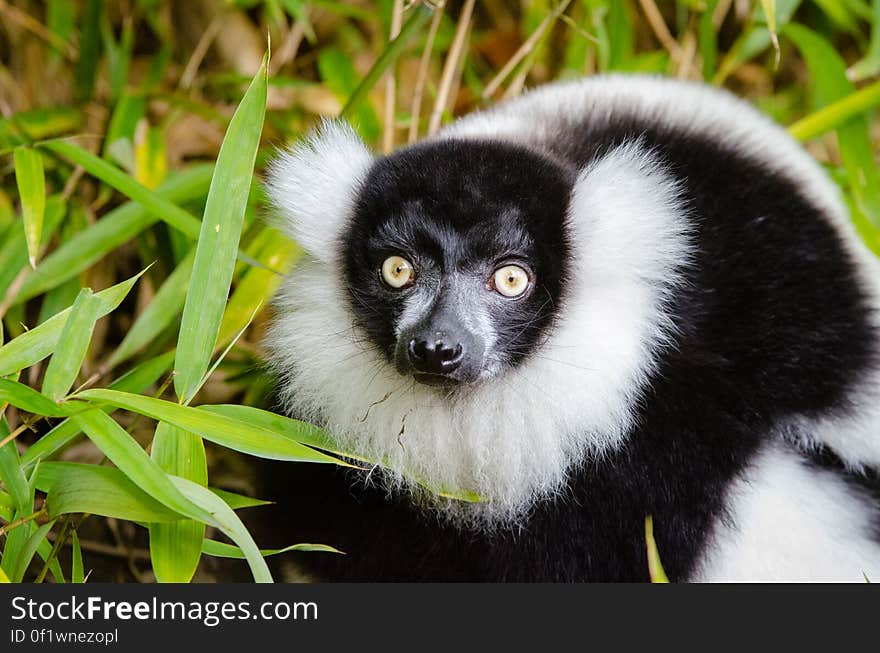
[{"xmin": 262, "ymin": 75, "xmax": 880, "ymax": 582}]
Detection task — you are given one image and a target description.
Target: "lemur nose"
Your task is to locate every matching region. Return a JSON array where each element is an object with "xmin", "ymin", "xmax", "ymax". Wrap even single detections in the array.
[{"xmin": 408, "ymin": 338, "xmax": 464, "ymax": 374}]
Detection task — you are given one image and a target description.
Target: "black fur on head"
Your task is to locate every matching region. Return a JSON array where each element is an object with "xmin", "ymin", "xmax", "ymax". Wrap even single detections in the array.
[{"xmin": 340, "ymin": 139, "xmax": 575, "ymax": 387}]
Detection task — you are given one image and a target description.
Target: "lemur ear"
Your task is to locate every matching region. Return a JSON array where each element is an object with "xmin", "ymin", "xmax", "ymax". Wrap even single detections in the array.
[{"xmin": 265, "ymin": 120, "xmax": 373, "ymax": 262}]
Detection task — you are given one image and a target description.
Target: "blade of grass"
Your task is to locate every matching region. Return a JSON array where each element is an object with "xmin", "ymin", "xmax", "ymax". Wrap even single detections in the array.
[
  {"xmin": 70, "ymin": 408, "xmax": 270, "ymax": 580},
  {"xmin": 0, "ymin": 194, "xmax": 66, "ymax": 303},
  {"xmin": 174, "ymin": 50, "xmax": 268, "ymax": 404},
  {"xmin": 13, "ymin": 147, "xmax": 46, "ymax": 268},
  {"xmin": 170, "ymin": 475, "xmax": 271, "ymax": 583},
  {"xmin": 339, "ymin": 2, "xmax": 434, "ymax": 121},
  {"xmin": 0, "ymin": 418, "xmax": 30, "ymax": 513},
  {"xmin": 200, "ymin": 404, "xmax": 484, "ymax": 501},
  {"xmin": 41, "ymin": 288, "xmax": 102, "ymax": 402},
  {"xmin": 788, "ymin": 80, "xmax": 880, "ymax": 142}
]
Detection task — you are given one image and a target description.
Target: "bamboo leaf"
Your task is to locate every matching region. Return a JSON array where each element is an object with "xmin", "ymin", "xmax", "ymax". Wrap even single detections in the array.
[
  {"xmin": 10, "ymin": 520, "xmax": 53, "ymax": 583},
  {"xmin": 170, "ymin": 475, "xmax": 272, "ymax": 583},
  {"xmin": 20, "ymin": 351, "xmax": 175, "ymax": 467},
  {"xmin": 38, "ymin": 462, "xmax": 183, "ymax": 523},
  {"xmin": 15, "ymin": 166, "xmax": 213, "ymax": 305},
  {"xmin": 71, "ymin": 530, "xmax": 84, "ymax": 583},
  {"xmin": 13, "ymin": 147, "xmax": 46, "ymax": 268},
  {"xmin": 70, "ymin": 409, "xmax": 212, "ymax": 522},
  {"xmin": 0, "ymin": 379, "xmax": 76, "ymax": 417},
  {"xmin": 11, "ymin": 520, "xmax": 56, "ymax": 583},
  {"xmin": 785, "ymin": 25, "xmax": 880, "ymax": 228},
  {"xmin": 41, "ymin": 140, "xmax": 203, "ymax": 240},
  {"xmin": 202, "ymin": 539, "xmax": 343, "ymax": 559},
  {"xmin": 74, "ymin": 389, "xmax": 344, "ymax": 464},
  {"xmin": 108, "ymin": 249, "xmax": 195, "ymax": 368},
  {"xmin": 149, "ymin": 422, "xmax": 207, "ymax": 583},
  {"xmin": 0, "ymin": 417, "xmax": 29, "ymax": 513},
  {"xmin": 174, "ymin": 50, "xmax": 268, "ymax": 403},
  {"xmin": 0, "ymin": 269, "xmax": 145, "ymax": 377},
  {"xmin": 41, "ymin": 288, "xmax": 102, "ymax": 402}
]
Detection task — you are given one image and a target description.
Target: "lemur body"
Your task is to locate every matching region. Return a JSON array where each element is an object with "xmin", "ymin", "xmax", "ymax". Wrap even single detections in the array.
[{"xmin": 263, "ymin": 75, "xmax": 880, "ymax": 581}]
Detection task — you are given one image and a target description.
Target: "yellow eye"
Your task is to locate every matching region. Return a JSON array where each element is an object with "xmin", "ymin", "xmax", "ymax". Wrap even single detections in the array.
[
  {"xmin": 492, "ymin": 265, "xmax": 530, "ymax": 298},
  {"xmin": 381, "ymin": 255, "xmax": 415, "ymax": 288}
]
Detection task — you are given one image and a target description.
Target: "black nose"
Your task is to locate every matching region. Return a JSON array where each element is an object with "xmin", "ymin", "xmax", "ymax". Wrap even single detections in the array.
[{"xmin": 408, "ymin": 338, "xmax": 464, "ymax": 374}]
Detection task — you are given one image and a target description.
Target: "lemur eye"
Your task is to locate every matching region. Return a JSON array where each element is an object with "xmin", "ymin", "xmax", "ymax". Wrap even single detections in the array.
[
  {"xmin": 492, "ymin": 265, "xmax": 530, "ymax": 298},
  {"xmin": 381, "ymin": 255, "xmax": 415, "ymax": 289}
]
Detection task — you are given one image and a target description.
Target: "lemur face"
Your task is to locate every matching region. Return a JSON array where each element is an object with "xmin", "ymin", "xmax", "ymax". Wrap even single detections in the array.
[{"xmin": 341, "ymin": 140, "xmax": 573, "ymax": 387}]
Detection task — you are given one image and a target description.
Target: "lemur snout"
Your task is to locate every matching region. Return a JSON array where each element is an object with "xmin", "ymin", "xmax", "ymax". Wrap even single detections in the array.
[{"xmin": 408, "ymin": 337, "xmax": 464, "ymax": 374}]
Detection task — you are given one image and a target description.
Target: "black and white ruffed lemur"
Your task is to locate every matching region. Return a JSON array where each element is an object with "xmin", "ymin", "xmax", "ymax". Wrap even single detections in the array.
[{"xmin": 258, "ymin": 75, "xmax": 880, "ymax": 582}]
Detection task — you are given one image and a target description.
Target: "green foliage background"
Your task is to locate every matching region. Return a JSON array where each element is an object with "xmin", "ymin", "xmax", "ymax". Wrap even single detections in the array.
[{"xmin": 0, "ymin": 0, "xmax": 879, "ymax": 582}]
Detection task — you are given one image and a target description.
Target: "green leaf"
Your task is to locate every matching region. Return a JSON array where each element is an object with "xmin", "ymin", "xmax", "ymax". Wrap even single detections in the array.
[
  {"xmin": 13, "ymin": 147, "xmax": 46, "ymax": 268},
  {"xmin": 41, "ymin": 288, "xmax": 102, "ymax": 402},
  {"xmin": 210, "ymin": 487, "xmax": 271, "ymax": 510},
  {"xmin": 645, "ymin": 515, "xmax": 670, "ymax": 583},
  {"xmin": 0, "ymin": 269, "xmax": 144, "ymax": 377},
  {"xmin": 149, "ymin": 422, "xmax": 207, "ymax": 583},
  {"xmin": 41, "ymin": 140, "xmax": 203, "ymax": 240},
  {"xmin": 64, "ymin": 412, "xmax": 271, "ymax": 582},
  {"xmin": 64, "ymin": 410, "xmax": 271, "ymax": 581},
  {"xmin": 108, "ymin": 249, "xmax": 195, "ymax": 368},
  {"xmin": 785, "ymin": 25, "xmax": 880, "ymax": 229},
  {"xmin": 0, "ymin": 379, "xmax": 75, "ymax": 418},
  {"xmin": 174, "ymin": 50, "xmax": 268, "ymax": 403},
  {"xmin": 789, "ymin": 81, "xmax": 880, "ymax": 142},
  {"xmin": 0, "ymin": 194, "xmax": 66, "ymax": 301},
  {"xmin": 713, "ymin": 0, "xmax": 801, "ymax": 84},
  {"xmin": 71, "ymin": 530, "xmax": 84, "ymax": 583},
  {"xmin": 20, "ymin": 351, "xmax": 175, "ymax": 467},
  {"xmin": 38, "ymin": 462, "xmax": 183, "ymax": 523},
  {"xmin": 170, "ymin": 475, "xmax": 272, "ymax": 583},
  {"xmin": 202, "ymin": 539, "xmax": 344, "ymax": 559},
  {"xmin": 70, "ymin": 409, "xmax": 212, "ymax": 523},
  {"xmin": 0, "ymin": 417, "xmax": 30, "ymax": 513},
  {"xmin": 11, "ymin": 520, "xmax": 55, "ymax": 583},
  {"xmin": 15, "ymin": 165, "xmax": 213, "ymax": 305},
  {"xmin": 337, "ymin": 2, "xmax": 434, "ymax": 125},
  {"xmin": 199, "ymin": 404, "xmax": 344, "ymax": 456},
  {"xmin": 74, "ymin": 389, "xmax": 344, "ymax": 464},
  {"xmin": 216, "ymin": 229, "xmax": 298, "ymax": 349},
  {"xmin": 74, "ymin": 0, "xmax": 101, "ymax": 102}
]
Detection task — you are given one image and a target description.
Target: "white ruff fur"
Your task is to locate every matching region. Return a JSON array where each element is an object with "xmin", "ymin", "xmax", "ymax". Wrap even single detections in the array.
[{"xmin": 266, "ymin": 133, "xmax": 691, "ymax": 522}]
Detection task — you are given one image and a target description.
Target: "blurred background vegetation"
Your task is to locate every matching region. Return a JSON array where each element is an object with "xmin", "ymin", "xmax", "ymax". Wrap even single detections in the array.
[{"xmin": 0, "ymin": 0, "xmax": 879, "ymax": 582}]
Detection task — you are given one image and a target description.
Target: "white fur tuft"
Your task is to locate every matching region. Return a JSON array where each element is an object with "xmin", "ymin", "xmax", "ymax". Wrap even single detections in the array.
[
  {"xmin": 265, "ymin": 120, "xmax": 373, "ymax": 262},
  {"xmin": 694, "ymin": 442, "xmax": 880, "ymax": 582}
]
